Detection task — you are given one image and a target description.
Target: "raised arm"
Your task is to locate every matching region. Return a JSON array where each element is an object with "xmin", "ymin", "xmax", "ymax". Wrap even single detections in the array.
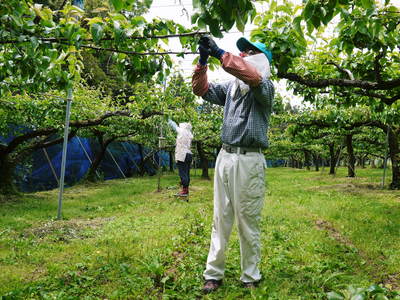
[
  {"xmin": 168, "ymin": 119, "xmax": 178, "ymax": 132},
  {"xmin": 220, "ymin": 53, "xmax": 262, "ymax": 87},
  {"xmin": 192, "ymin": 64, "xmax": 209, "ymax": 97},
  {"xmin": 192, "ymin": 62, "xmax": 227, "ymax": 106},
  {"xmin": 198, "ymin": 36, "xmax": 273, "ymax": 107}
]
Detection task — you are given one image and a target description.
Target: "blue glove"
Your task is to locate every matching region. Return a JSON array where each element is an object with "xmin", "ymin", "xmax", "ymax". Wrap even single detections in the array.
[
  {"xmin": 198, "ymin": 44, "xmax": 209, "ymax": 66},
  {"xmin": 199, "ymin": 35, "xmax": 225, "ymax": 60}
]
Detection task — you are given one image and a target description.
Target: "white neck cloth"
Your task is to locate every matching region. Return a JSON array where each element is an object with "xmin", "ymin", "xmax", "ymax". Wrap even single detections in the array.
[{"xmin": 231, "ymin": 53, "xmax": 271, "ymax": 98}]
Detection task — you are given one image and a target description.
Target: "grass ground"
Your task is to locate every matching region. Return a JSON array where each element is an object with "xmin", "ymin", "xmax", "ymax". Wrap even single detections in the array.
[{"xmin": 0, "ymin": 167, "xmax": 399, "ymax": 299}]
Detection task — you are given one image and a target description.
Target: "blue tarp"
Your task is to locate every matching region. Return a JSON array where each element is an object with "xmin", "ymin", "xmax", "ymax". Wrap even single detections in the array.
[
  {"xmin": 4, "ymin": 132, "xmax": 284, "ymax": 193},
  {"xmin": 266, "ymin": 159, "xmax": 286, "ymax": 168},
  {"xmin": 11, "ymin": 136, "xmax": 170, "ymax": 193}
]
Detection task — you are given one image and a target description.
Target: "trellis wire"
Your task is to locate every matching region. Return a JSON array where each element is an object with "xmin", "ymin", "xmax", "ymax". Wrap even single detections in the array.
[
  {"xmin": 157, "ymin": 124, "xmax": 164, "ymax": 192},
  {"xmin": 76, "ymin": 136, "xmax": 100, "ymax": 179},
  {"xmin": 106, "ymin": 148, "xmax": 126, "ymax": 179},
  {"xmin": 121, "ymin": 142, "xmax": 140, "ymax": 172},
  {"xmin": 42, "ymin": 148, "xmax": 59, "ymax": 185}
]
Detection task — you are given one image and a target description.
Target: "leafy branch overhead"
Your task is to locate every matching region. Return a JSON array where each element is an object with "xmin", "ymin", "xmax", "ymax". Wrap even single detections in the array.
[
  {"xmin": 191, "ymin": 0, "xmax": 257, "ymax": 37},
  {"xmin": 0, "ymin": 0, "xmax": 204, "ymax": 94},
  {"xmin": 249, "ymin": 0, "xmax": 400, "ymax": 104},
  {"xmin": 0, "ymin": 0, "xmax": 261, "ymax": 95}
]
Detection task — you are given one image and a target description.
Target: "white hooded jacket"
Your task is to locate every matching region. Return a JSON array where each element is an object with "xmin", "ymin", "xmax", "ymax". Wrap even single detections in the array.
[{"xmin": 168, "ymin": 120, "xmax": 193, "ymax": 162}]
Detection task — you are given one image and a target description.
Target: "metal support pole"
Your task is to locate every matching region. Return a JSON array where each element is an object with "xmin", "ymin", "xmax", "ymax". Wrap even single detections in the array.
[
  {"xmin": 57, "ymin": 88, "xmax": 73, "ymax": 220},
  {"xmin": 382, "ymin": 125, "xmax": 390, "ymax": 188},
  {"xmin": 107, "ymin": 148, "xmax": 126, "ymax": 178},
  {"xmin": 43, "ymin": 148, "xmax": 59, "ymax": 185},
  {"xmin": 157, "ymin": 150, "xmax": 162, "ymax": 192},
  {"xmin": 157, "ymin": 125, "xmax": 165, "ymax": 192},
  {"xmin": 156, "ymin": 79, "xmax": 167, "ymax": 192}
]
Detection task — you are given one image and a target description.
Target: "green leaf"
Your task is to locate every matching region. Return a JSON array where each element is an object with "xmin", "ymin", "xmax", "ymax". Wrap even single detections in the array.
[
  {"xmin": 208, "ymin": 18, "xmax": 222, "ymax": 38},
  {"xmin": 322, "ymin": 7, "xmax": 335, "ymax": 25},
  {"xmin": 366, "ymin": 284, "xmax": 385, "ymax": 293},
  {"xmin": 360, "ymin": 0, "xmax": 373, "ymax": 9},
  {"xmin": 110, "ymin": 0, "xmax": 124, "ymax": 11},
  {"xmin": 30, "ymin": 36, "xmax": 39, "ymax": 50},
  {"xmin": 179, "ymin": 35, "xmax": 188, "ymax": 45},
  {"xmin": 306, "ymin": 20, "xmax": 314, "ymax": 34},
  {"xmin": 114, "ymin": 27, "xmax": 126, "ymax": 44},
  {"xmin": 320, "ymin": 6, "xmax": 326, "ymax": 17},
  {"xmin": 87, "ymin": 17, "xmax": 103, "ymax": 25},
  {"xmin": 166, "ymin": 21, "xmax": 175, "ymax": 33},
  {"xmin": 236, "ymin": 10, "xmax": 245, "ymax": 33},
  {"xmin": 11, "ymin": 15, "xmax": 23, "ymax": 27},
  {"xmin": 311, "ymin": 15, "xmax": 320, "ymax": 29},
  {"xmin": 91, "ymin": 23, "xmax": 104, "ymax": 44},
  {"xmin": 197, "ymin": 17, "xmax": 206, "ymax": 28},
  {"xmin": 303, "ymin": 2, "xmax": 315, "ymax": 21},
  {"xmin": 191, "ymin": 12, "xmax": 200, "ymax": 25},
  {"xmin": 131, "ymin": 16, "xmax": 146, "ymax": 27},
  {"xmin": 293, "ymin": 16, "xmax": 304, "ymax": 38}
]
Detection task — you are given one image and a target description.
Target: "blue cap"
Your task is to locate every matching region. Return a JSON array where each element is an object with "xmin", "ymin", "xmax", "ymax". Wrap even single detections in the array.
[{"xmin": 236, "ymin": 37, "xmax": 272, "ymax": 64}]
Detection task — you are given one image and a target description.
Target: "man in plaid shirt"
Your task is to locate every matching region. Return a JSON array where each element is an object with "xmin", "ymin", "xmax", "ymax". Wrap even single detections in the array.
[{"xmin": 192, "ymin": 36, "xmax": 275, "ymax": 293}]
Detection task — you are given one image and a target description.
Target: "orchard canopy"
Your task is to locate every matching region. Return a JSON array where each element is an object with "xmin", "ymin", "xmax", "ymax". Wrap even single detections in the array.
[
  {"xmin": 1, "ymin": 0, "xmax": 400, "ymax": 191},
  {"xmin": 1, "ymin": 0, "xmax": 399, "ymax": 95}
]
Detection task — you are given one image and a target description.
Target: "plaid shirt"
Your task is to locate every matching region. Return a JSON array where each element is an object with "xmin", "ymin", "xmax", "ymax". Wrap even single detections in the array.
[{"xmin": 202, "ymin": 76, "xmax": 274, "ymax": 149}]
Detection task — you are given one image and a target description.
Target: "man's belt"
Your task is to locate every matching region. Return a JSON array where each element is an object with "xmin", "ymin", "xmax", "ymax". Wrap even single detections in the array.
[{"xmin": 222, "ymin": 144, "xmax": 262, "ymax": 154}]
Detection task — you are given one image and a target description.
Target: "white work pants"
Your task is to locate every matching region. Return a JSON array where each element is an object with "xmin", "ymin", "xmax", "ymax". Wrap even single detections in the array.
[{"xmin": 203, "ymin": 148, "xmax": 266, "ymax": 283}]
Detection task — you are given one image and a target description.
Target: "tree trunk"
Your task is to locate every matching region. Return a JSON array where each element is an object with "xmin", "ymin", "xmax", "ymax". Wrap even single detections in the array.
[
  {"xmin": 86, "ymin": 145, "xmax": 107, "ymax": 182},
  {"xmin": 0, "ymin": 153, "xmax": 19, "ymax": 195},
  {"xmin": 328, "ymin": 143, "xmax": 336, "ymax": 175},
  {"xmin": 85, "ymin": 135, "xmax": 111, "ymax": 182},
  {"xmin": 360, "ymin": 155, "xmax": 366, "ymax": 169},
  {"xmin": 387, "ymin": 128, "xmax": 400, "ymax": 189},
  {"xmin": 346, "ymin": 134, "xmax": 356, "ymax": 177},
  {"xmin": 196, "ymin": 142, "xmax": 209, "ymax": 179},
  {"xmin": 328, "ymin": 143, "xmax": 343, "ymax": 175},
  {"xmin": 304, "ymin": 150, "xmax": 311, "ymax": 170},
  {"xmin": 293, "ymin": 159, "xmax": 298, "ymax": 168},
  {"xmin": 288, "ymin": 157, "xmax": 292, "ymax": 168},
  {"xmin": 313, "ymin": 153, "xmax": 320, "ymax": 172},
  {"xmin": 371, "ymin": 159, "xmax": 376, "ymax": 168}
]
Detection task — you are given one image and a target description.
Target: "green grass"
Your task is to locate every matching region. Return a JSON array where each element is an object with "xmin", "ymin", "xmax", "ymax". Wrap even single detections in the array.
[{"xmin": 0, "ymin": 167, "xmax": 399, "ymax": 299}]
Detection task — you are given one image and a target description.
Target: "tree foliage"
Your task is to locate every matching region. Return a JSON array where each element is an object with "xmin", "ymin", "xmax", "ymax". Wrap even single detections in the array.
[{"xmin": 0, "ymin": 0, "xmax": 198, "ymax": 94}]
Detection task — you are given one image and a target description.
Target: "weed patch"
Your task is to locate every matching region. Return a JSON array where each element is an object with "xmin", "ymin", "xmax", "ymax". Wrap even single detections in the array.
[
  {"xmin": 315, "ymin": 219, "xmax": 356, "ymax": 248},
  {"xmin": 22, "ymin": 217, "xmax": 114, "ymax": 242}
]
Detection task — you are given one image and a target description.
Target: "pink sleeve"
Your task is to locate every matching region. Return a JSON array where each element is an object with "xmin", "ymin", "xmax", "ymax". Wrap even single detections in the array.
[
  {"xmin": 192, "ymin": 64, "xmax": 209, "ymax": 97},
  {"xmin": 220, "ymin": 52, "xmax": 262, "ymax": 87}
]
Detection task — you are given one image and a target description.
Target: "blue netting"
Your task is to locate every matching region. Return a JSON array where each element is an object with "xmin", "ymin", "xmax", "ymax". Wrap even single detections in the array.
[
  {"xmin": 266, "ymin": 159, "xmax": 286, "ymax": 167},
  {"xmin": 3, "ymin": 130, "xmax": 286, "ymax": 193},
  {"xmin": 6, "ymin": 135, "xmax": 171, "ymax": 193}
]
